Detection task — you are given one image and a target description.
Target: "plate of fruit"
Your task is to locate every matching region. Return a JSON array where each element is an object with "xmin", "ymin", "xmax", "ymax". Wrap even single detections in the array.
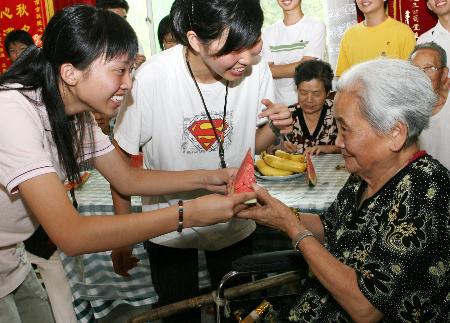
[{"xmin": 255, "ymin": 150, "xmax": 306, "ymax": 181}]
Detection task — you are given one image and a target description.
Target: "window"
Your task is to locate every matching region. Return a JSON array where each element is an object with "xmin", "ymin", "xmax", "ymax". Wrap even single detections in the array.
[{"xmin": 128, "ymin": 0, "xmax": 326, "ymax": 56}]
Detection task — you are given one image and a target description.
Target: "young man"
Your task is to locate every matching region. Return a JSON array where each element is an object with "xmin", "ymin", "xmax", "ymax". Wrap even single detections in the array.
[
  {"xmin": 336, "ymin": 0, "xmax": 415, "ymax": 77},
  {"xmin": 417, "ymin": 0, "xmax": 450, "ymax": 68},
  {"xmin": 410, "ymin": 42, "xmax": 450, "ymax": 170},
  {"xmin": 261, "ymin": 0, "xmax": 325, "ymax": 106},
  {"xmin": 96, "ymin": 0, "xmax": 146, "ymax": 69},
  {"xmin": 158, "ymin": 15, "xmax": 177, "ymax": 51}
]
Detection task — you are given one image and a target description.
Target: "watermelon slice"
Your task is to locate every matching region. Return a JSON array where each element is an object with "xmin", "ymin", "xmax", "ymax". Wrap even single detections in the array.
[
  {"xmin": 64, "ymin": 171, "xmax": 91, "ymax": 191},
  {"xmin": 305, "ymin": 154, "xmax": 317, "ymax": 187},
  {"xmin": 234, "ymin": 148, "xmax": 257, "ymax": 204}
]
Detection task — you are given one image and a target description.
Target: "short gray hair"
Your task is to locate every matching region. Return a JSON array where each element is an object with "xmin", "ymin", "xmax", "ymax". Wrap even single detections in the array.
[
  {"xmin": 409, "ymin": 41, "xmax": 447, "ymax": 68},
  {"xmin": 336, "ymin": 58, "xmax": 437, "ymax": 146}
]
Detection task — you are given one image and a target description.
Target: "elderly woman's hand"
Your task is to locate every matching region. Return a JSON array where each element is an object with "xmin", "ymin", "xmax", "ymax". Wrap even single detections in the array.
[
  {"xmin": 305, "ymin": 144, "xmax": 339, "ymax": 156},
  {"xmin": 282, "ymin": 141, "xmax": 298, "ymax": 153},
  {"xmin": 237, "ymin": 185, "xmax": 304, "ymax": 237},
  {"xmin": 259, "ymin": 99, "xmax": 293, "ymax": 135}
]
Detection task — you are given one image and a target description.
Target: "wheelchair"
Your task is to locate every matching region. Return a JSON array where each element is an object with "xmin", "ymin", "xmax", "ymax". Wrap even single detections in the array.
[{"xmin": 215, "ymin": 250, "xmax": 307, "ymax": 322}]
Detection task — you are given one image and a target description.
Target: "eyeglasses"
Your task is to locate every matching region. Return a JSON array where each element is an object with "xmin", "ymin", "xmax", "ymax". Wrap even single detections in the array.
[{"xmin": 419, "ymin": 66, "xmax": 443, "ymax": 74}]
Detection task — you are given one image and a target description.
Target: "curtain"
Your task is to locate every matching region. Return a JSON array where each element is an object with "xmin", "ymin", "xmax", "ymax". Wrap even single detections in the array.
[
  {"xmin": 325, "ymin": 0, "xmax": 357, "ymax": 71},
  {"xmin": 52, "ymin": 0, "xmax": 96, "ymax": 13}
]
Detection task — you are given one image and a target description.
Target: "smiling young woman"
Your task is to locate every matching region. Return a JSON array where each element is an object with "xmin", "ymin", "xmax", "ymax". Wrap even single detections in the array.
[
  {"xmin": 0, "ymin": 5, "xmax": 256, "ymax": 322},
  {"xmin": 111, "ymin": 0, "xmax": 294, "ymax": 321}
]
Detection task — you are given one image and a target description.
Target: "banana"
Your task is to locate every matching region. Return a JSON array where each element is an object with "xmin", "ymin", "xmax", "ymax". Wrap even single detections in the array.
[
  {"xmin": 263, "ymin": 154, "xmax": 307, "ymax": 173},
  {"xmin": 289, "ymin": 154, "xmax": 305, "ymax": 163},
  {"xmin": 255, "ymin": 159, "xmax": 293, "ymax": 176},
  {"xmin": 275, "ymin": 150, "xmax": 305, "ymax": 163}
]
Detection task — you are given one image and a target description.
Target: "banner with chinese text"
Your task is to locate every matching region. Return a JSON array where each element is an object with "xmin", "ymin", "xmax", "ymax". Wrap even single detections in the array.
[
  {"xmin": 0, "ymin": 0, "xmax": 54, "ymax": 73},
  {"xmin": 357, "ymin": 1, "xmax": 437, "ymax": 38},
  {"xmin": 388, "ymin": 0, "xmax": 437, "ymax": 38}
]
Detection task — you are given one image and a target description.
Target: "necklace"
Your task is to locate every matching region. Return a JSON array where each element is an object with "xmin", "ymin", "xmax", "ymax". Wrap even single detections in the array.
[{"xmin": 186, "ymin": 56, "xmax": 229, "ymax": 169}]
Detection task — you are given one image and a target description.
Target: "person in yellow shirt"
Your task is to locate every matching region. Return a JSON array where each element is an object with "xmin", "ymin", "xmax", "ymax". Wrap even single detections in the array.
[{"xmin": 336, "ymin": 0, "xmax": 415, "ymax": 77}]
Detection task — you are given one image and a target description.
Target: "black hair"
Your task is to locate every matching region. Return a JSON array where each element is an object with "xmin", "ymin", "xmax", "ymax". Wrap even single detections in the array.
[
  {"xmin": 96, "ymin": 0, "xmax": 129, "ymax": 12},
  {"xmin": 294, "ymin": 60, "xmax": 334, "ymax": 93},
  {"xmin": 158, "ymin": 15, "xmax": 172, "ymax": 50},
  {"xmin": 170, "ymin": 0, "xmax": 263, "ymax": 56},
  {"xmin": 4, "ymin": 30, "xmax": 34, "ymax": 57},
  {"xmin": 0, "ymin": 5, "xmax": 138, "ymax": 183}
]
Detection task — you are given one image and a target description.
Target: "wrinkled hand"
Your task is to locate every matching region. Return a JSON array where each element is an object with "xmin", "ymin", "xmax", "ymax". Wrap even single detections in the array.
[
  {"xmin": 202, "ymin": 168, "xmax": 237, "ymax": 194},
  {"xmin": 111, "ymin": 246, "xmax": 139, "ymax": 277},
  {"xmin": 282, "ymin": 141, "xmax": 298, "ymax": 153},
  {"xmin": 186, "ymin": 191, "xmax": 256, "ymax": 227},
  {"xmin": 304, "ymin": 145, "xmax": 338, "ymax": 156},
  {"xmin": 259, "ymin": 99, "xmax": 293, "ymax": 135},
  {"xmin": 237, "ymin": 185, "xmax": 301, "ymax": 236}
]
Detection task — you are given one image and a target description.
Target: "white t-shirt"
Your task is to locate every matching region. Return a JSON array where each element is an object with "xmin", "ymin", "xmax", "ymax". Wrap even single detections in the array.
[
  {"xmin": 0, "ymin": 87, "xmax": 114, "ymax": 298},
  {"xmin": 419, "ymin": 99, "xmax": 450, "ymax": 170},
  {"xmin": 262, "ymin": 16, "xmax": 326, "ymax": 105},
  {"xmin": 114, "ymin": 44, "xmax": 275, "ymax": 250},
  {"xmin": 417, "ymin": 21, "xmax": 450, "ymax": 68}
]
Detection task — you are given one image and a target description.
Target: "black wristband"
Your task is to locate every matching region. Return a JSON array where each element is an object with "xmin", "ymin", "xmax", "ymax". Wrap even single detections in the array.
[{"xmin": 177, "ymin": 200, "xmax": 184, "ymax": 233}]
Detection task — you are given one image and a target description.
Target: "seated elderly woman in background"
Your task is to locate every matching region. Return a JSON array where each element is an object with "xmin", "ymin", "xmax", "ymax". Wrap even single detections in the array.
[
  {"xmin": 239, "ymin": 59, "xmax": 450, "ymax": 322},
  {"xmin": 280, "ymin": 60, "xmax": 339, "ymax": 155}
]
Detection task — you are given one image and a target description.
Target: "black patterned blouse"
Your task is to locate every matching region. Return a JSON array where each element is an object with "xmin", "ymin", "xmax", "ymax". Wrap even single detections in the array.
[
  {"xmin": 285, "ymin": 98, "xmax": 337, "ymax": 154},
  {"xmin": 288, "ymin": 155, "xmax": 450, "ymax": 322}
]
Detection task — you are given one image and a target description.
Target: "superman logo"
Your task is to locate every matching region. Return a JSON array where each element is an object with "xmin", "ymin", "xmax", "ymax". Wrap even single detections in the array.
[{"xmin": 188, "ymin": 119, "xmax": 228, "ymax": 151}]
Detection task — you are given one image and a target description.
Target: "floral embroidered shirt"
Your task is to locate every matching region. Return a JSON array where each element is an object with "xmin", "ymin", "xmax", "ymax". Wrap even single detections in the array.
[
  {"xmin": 288, "ymin": 155, "xmax": 450, "ymax": 322},
  {"xmin": 285, "ymin": 98, "xmax": 337, "ymax": 154}
]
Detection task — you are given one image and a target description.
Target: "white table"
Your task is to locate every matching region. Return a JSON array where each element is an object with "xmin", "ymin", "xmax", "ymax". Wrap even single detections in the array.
[
  {"xmin": 60, "ymin": 154, "xmax": 349, "ymax": 322},
  {"xmin": 258, "ymin": 153, "xmax": 349, "ymax": 212}
]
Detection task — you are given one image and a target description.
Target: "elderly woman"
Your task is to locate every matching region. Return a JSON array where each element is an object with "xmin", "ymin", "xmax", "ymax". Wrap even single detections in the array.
[
  {"xmin": 282, "ymin": 60, "xmax": 339, "ymax": 155},
  {"xmin": 239, "ymin": 59, "xmax": 450, "ymax": 322}
]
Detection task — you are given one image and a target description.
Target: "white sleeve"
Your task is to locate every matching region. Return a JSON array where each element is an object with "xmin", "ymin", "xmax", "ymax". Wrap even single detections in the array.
[
  {"xmin": 261, "ymin": 29, "xmax": 274, "ymax": 63},
  {"xmin": 257, "ymin": 57, "xmax": 276, "ymax": 127},
  {"xmin": 304, "ymin": 21, "xmax": 326, "ymax": 60},
  {"xmin": 0, "ymin": 94, "xmax": 55, "ymax": 193},
  {"xmin": 114, "ymin": 70, "xmax": 154, "ymax": 155}
]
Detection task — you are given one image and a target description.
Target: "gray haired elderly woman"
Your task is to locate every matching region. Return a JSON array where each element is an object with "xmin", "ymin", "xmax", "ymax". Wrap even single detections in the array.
[{"xmin": 239, "ymin": 59, "xmax": 450, "ymax": 322}]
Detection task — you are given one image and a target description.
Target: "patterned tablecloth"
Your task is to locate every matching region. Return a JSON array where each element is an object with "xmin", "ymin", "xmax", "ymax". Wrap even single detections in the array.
[{"xmin": 60, "ymin": 154, "xmax": 349, "ymax": 322}]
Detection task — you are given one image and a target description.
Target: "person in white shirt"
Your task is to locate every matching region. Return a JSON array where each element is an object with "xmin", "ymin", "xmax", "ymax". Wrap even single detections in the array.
[
  {"xmin": 261, "ymin": 0, "xmax": 326, "ymax": 106},
  {"xmin": 417, "ymin": 0, "xmax": 450, "ymax": 69},
  {"xmin": 0, "ymin": 6, "xmax": 254, "ymax": 323},
  {"xmin": 410, "ymin": 42, "xmax": 450, "ymax": 169},
  {"xmin": 112, "ymin": 0, "xmax": 293, "ymax": 322}
]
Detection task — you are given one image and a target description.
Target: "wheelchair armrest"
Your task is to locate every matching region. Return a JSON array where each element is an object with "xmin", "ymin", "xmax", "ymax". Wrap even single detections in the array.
[{"xmin": 232, "ymin": 250, "xmax": 307, "ymax": 274}]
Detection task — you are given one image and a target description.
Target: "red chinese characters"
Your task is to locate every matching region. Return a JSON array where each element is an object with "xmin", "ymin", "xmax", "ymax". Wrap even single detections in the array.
[{"xmin": 0, "ymin": 0, "xmax": 53, "ymax": 73}]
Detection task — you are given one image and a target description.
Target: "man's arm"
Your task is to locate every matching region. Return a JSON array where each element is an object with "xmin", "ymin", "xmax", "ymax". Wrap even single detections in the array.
[{"xmin": 268, "ymin": 56, "xmax": 317, "ymax": 78}]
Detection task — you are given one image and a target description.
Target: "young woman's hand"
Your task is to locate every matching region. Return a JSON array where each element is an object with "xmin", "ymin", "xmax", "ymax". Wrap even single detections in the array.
[
  {"xmin": 111, "ymin": 246, "xmax": 139, "ymax": 277},
  {"xmin": 200, "ymin": 168, "xmax": 237, "ymax": 194},
  {"xmin": 184, "ymin": 191, "xmax": 256, "ymax": 227},
  {"xmin": 259, "ymin": 99, "xmax": 293, "ymax": 134}
]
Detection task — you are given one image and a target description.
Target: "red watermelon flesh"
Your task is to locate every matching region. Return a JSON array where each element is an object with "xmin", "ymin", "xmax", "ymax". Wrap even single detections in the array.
[
  {"xmin": 64, "ymin": 171, "xmax": 90, "ymax": 191},
  {"xmin": 234, "ymin": 148, "xmax": 256, "ymax": 194},
  {"xmin": 306, "ymin": 154, "xmax": 317, "ymax": 187}
]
